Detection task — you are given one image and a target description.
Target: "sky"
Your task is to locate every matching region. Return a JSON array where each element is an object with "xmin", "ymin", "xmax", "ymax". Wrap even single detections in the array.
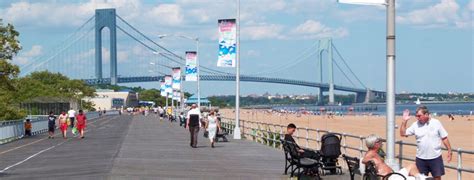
[{"xmin": 1, "ymin": 0, "xmax": 473, "ymax": 96}]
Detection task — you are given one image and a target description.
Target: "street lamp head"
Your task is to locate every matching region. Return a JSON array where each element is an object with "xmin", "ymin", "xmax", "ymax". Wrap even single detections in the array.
[{"xmin": 157, "ymin": 34, "xmax": 168, "ymax": 39}]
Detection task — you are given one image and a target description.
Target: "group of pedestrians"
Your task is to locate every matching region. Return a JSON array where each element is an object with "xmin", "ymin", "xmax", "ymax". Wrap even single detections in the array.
[
  {"xmin": 186, "ymin": 104, "xmax": 222, "ymax": 148},
  {"xmin": 47, "ymin": 108, "xmax": 87, "ymax": 139}
]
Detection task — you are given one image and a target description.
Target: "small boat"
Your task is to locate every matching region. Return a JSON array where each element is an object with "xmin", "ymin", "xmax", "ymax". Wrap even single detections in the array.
[{"xmin": 415, "ymin": 98, "xmax": 421, "ymax": 105}]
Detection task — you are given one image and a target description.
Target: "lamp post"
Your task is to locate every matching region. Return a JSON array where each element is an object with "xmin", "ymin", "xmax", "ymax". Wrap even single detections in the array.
[
  {"xmin": 338, "ymin": 0, "xmax": 398, "ymax": 170},
  {"xmin": 233, "ymin": 0, "xmax": 242, "ymax": 139},
  {"xmin": 158, "ymin": 34, "xmax": 200, "ymax": 111}
]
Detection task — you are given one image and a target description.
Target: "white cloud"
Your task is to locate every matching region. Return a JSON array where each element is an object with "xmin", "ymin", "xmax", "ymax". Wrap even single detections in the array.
[
  {"xmin": 242, "ymin": 23, "xmax": 285, "ymax": 40},
  {"xmin": 0, "ymin": 0, "xmax": 142, "ymax": 27},
  {"xmin": 146, "ymin": 4, "xmax": 184, "ymax": 26},
  {"xmin": 470, "ymin": 0, "xmax": 474, "ymax": 11},
  {"xmin": 246, "ymin": 50, "xmax": 260, "ymax": 57},
  {"xmin": 291, "ymin": 20, "xmax": 349, "ymax": 39},
  {"xmin": 13, "ymin": 45, "xmax": 43, "ymax": 65},
  {"xmin": 397, "ymin": 0, "xmax": 470, "ymax": 28}
]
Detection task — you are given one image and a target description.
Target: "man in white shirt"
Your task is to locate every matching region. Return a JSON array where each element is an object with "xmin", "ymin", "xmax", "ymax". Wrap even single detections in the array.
[
  {"xmin": 67, "ymin": 108, "xmax": 76, "ymax": 128},
  {"xmin": 186, "ymin": 104, "xmax": 201, "ymax": 148},
  {"xmin": 400, "ymin": 106, "xmax": 452, "ymax": 180}
]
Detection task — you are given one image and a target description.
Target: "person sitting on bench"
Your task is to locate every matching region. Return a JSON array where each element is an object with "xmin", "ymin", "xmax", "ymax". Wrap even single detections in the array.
[
  {"xmin": 363, "ymin": 134, "xmax": 428, "ymax": 180},
  {"xmin": 284, "ymin": 123, "xmax": 319, "ymax": 159}
]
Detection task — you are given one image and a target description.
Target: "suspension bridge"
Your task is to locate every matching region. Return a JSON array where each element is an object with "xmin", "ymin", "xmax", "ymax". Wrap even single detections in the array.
[{"xmin": 19, "ymin": 8, "xmax": 385, "ymax": 105}]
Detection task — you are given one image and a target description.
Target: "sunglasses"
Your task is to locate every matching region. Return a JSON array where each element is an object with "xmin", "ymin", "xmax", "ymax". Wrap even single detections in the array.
[{"xmin": 415, "ymin": 114, "xmax": 424, "ymax": 118}]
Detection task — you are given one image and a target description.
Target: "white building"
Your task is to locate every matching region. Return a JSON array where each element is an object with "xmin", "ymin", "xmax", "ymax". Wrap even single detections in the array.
[{"xmin": 85, "ymin": 89, "xmax": 138, "ymax": 110}]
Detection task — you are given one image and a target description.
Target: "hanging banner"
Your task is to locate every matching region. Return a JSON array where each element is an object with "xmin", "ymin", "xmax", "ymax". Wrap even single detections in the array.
[
  {"xmin": 172, "ymin": 91, "xmax": 181, "ymax": 101},
  {"xmin": 217, "ymin": 19, "xmax": 237, "ymax": 67},
  {"xmin": 160, "ymin": 81, "xmax": 166, "ymax": 97},
  {"xmin": 338, "ymin": 0, "xmax": 386, "ymax": 5},
  {"xmin": 172, "ymin": 67, "xmax": 181, "ymax": 90},
  {"xmin": 185, "ymin": 51, "xmax": 198, "ymax": 81},
  {"xmin": 164, "ymin": 75, "xmax": 173, "ymax": 94}
]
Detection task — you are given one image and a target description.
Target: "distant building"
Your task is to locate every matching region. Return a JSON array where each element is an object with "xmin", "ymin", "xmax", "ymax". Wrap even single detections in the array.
[
  {"xmin": 84, "ymin": 89, "xmax": 138, "ymax": 110},
  {"xmin": 185, "ymin": 95, "xmax": 210, "ymax": 107}
]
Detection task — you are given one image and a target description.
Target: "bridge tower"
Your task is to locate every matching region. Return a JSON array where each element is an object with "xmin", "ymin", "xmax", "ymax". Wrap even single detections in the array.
[
  {"xmin": 95, "ymin": 9, "xmax": 118, "ymax": 85},
  {"xmin": 317, "ymin": 39, "xmax": 335, "ymax": 105}
]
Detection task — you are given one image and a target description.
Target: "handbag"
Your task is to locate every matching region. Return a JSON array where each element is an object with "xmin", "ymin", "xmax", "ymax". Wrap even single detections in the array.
[{"xmin": 204, "ymin": 131, "xmax": 209, "ymax": 138}]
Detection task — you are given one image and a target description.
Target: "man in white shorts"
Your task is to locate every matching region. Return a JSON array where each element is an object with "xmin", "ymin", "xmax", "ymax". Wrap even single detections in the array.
[{"xmin": 363, "ymin": 134, "xmax": 427, "ymax": 180}]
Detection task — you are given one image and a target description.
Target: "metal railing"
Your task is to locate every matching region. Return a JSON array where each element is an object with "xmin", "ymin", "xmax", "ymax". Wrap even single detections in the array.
[
  {"xmin": 220, "ymin": 118, "xmax": 474, "ymax": 180},
  {"xmin": 0, "ymin": 111, "xmax": 103, "ymax": 145}
]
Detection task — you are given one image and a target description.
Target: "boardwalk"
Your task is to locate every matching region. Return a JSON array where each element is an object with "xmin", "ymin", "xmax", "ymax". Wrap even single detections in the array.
[{"xmin": 0, "ymin": 114, "xmax": 352, "ymax": 179}]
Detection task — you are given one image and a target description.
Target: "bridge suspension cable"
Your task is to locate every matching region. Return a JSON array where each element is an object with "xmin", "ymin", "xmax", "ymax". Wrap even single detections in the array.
[
  {"xmin": 243, "ymin": 41, "xmax": 319, "ymax": 76},
  {"xmin": 20, "ymin": 15, "xmax": 96, "ymax": 75},
  {"xmin": 116, "ymin": 15, "xmax": 232, "ymax": 76},
  {"xmin": 332, "ymin": 43, "xmax": 367, "ymax": 89}
]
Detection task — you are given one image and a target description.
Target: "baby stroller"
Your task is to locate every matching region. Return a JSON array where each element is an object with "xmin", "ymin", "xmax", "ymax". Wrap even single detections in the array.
[
  {"xmin": 215, "ymin": 128, "xmax": 229, "ymax": 142},
  {"xmin": 319, "ymin": 133, "xmax": 343, "ymax": 175}
]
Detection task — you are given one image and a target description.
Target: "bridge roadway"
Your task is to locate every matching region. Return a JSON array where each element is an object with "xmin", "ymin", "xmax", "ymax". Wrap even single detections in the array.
[
  {"xmin": 0, "ymin": 114, "xmax": 353, "ymax": 179},
  {"xmin": 83, "ymin": 75, "xmax": 374, "ymax": 94}
]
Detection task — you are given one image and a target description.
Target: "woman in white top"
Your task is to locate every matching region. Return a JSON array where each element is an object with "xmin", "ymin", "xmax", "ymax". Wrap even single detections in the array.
[{"xmin": 205, "ymin": 111, "xmax": 221, "ymax": 148}]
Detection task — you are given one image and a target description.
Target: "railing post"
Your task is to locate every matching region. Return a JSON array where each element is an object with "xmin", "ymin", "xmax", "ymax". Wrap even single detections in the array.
[
  {"xmin": 296, "ymin": 128, "xmax": 299, "ymax": 140},
  {"xmin": 398, "ymin": 141, "xmax": 403, "ymax": 167},
  {"xmin": 316, "ymin": 129, "xmax": 320, "ymax": 148},
  {"xmin": 343, "ymin": 133, "xmax": 347, "ymax": 154},
  {"xmin": 359, "ymin": 136, "xmax": 364, "ymax": 158},
  {"xmin": 242, "ymin": 120, "xmax": 245, "ymax": 138},
  {"xmin": 457, "ymin": 148, "xmax": 462, "ymax": 180},
  {"xmin": 273, "ymin": 125, "xmax": 277, "ymax": 149},
  {"xmin": 253, "ymin": 122, "xmax": 257, "ymax": 142},
  {"xmin": 305, "ymin": 128, "xmax": 309, "ymax": 148}
]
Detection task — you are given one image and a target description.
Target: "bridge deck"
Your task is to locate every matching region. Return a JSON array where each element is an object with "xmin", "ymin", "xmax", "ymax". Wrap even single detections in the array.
[{"xmin": 0, "ymin": 115, "xmax": 352, "ymax": 179}]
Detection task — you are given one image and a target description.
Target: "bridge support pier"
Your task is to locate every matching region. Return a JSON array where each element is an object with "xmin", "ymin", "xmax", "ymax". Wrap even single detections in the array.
[
  {"xmin": 95, "ymin": 8, "xmax": 118, "ymax": 85},
  {"xmin": 355, "ymin": 89, "xmax": 383, "ymax": 104}
]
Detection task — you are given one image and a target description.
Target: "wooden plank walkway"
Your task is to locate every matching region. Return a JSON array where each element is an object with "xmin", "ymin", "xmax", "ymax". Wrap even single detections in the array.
[{"xmin": 0, "ymin": 114, "xmax": 352, "ymax": 179}]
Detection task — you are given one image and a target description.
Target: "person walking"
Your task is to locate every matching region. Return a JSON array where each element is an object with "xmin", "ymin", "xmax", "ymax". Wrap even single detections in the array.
[
  {"xmin": 67, "ymin": 108, "xmax": 76, "ymax": 128},
  {"xmin": 58, "ymin": 111, "xmax": 68, "ymax": 139},
  {"xmin": 158, "ymin": 106, "xmax": 164, "ymax": 122},
  {"xmin": 205, "ymin": 111, "xmax": 221, "ymax": 148},
  {"xmin": 48, "ymin": 111, "xmax": 56, "ymax": 139},
  {"xmin": 400, "ymin": 106, "xmax": 452, "ymax": 180},
  {"xmin": 186, "ymin": 104, "xmax": 201, "ymax": 148},
  {"xmin": 76, "ymin": 110, "xmax": 87, "ymax": 139}
]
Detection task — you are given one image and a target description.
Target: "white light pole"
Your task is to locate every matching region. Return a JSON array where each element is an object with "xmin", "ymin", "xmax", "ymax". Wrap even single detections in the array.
[
  {"xmin": 233, "ymin": 0, "xmax": 242, "ymax": 139},
  {"xmin": 158, "ymin": 34, "xmax": 200, "ymax": 111},
  {"xmin": 338, "ymin": 0, "xmax": 398, "ymax": 170}
]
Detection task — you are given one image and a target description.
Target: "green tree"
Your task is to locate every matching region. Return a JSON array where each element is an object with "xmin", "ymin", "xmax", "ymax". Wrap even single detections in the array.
[
  {"xmin": 0, "ymin": 19, "xmax": 23, "ymax": 120},
  {"xmin": 14, "ymin": 71, "xmax": 96, "ymax": 104}
]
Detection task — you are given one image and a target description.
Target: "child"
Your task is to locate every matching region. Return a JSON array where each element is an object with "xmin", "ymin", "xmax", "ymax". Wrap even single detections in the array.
[
  {"xmin": 76, "ymin": 110, "xmax": 87, "ymax": 139},
  {"xmin": 24, "ymin": 119, "xmax": 32, "ymax": 137},
  {"xmin": 48, "ymin": 111, "xmax": 56, "ymax": 139},
  {"xmin": 58, "ymin": 111, "xmax": 68, "ymax": 139}
]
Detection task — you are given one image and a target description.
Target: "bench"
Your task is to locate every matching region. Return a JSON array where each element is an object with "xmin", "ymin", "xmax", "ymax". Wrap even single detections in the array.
[
  {"xmin": 343, "ymin": 154, "xmax": 407, "ymax": 180},
  {"xmin": 282, "ymin": 140, "xmax": 322, "ymax": 179}
]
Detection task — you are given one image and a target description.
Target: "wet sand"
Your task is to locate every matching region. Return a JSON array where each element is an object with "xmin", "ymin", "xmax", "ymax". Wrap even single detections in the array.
[{"xmin": 220, "ymin": 108, "xmax": 474, "ymax": 179}]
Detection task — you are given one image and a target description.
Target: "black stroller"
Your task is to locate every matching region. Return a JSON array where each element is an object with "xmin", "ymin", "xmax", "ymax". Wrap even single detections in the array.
[{"xmin": 319, "ymin": 133, "xmax": 343, "ymax": 175}]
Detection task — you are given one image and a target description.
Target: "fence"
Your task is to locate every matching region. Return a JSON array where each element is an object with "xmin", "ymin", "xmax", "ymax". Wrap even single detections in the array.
[
  {"xmin": 0, "ymin": 111, "xmax": 102, "ymax": 145},
  {"xmin": 220, "ymin": 118, "xmax": 474, "ymax": 180}
]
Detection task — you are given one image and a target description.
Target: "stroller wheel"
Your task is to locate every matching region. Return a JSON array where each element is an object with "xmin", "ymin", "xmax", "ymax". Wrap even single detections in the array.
[{"xmin": 318, "ymin": 168, "xmax": 324, "ymax": 176}]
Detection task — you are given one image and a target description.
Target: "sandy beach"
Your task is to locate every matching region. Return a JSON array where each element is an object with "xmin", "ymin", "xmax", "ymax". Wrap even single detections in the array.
[{"xmin": 219, "ymin": 108, "xmax": 474, "ymax": 179}]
